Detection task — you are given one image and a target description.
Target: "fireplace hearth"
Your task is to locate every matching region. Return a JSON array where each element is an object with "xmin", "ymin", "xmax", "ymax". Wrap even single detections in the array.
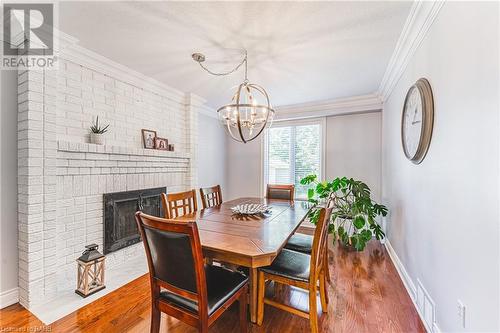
[{"xmin": 104, "ymin": 187, "xmax": 166, "ymax": 254}]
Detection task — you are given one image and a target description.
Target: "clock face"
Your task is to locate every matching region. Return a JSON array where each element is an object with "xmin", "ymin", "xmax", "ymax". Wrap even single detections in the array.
[
  {"xmin": 402, "ymin": 86, "xmax": 423, "ymax": 158},
  {"xmin": 401, "ymin": 78, "xmax": 434, "ymax": 164}
]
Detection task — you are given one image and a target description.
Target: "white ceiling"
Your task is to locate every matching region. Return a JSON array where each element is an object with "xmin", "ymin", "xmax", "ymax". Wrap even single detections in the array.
[{"xmin": 59, "ymin": 1, "xmax": 411, "ymax": 108}]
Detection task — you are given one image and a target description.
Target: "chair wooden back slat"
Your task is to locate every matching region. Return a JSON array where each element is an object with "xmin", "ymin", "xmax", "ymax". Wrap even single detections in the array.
[
  {"xmin": 161, "ymin": 190, "xmax": 198, "ymax": 219},
  {"xmin": 309, "ymin": 204, "xmax": 333, "ymax": 286},
  {"xmin": 135, "ymin": 212, "xmax": 209, "ymax": 320},
  {"xmin": 200, "ymin": 185, "xmax": 223, "ymax": 209},
  {"xmin": 266, "ymin": 184, "xmax": 295, "ymax": 201}
]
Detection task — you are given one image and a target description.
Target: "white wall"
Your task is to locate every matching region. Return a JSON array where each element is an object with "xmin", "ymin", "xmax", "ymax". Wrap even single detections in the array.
[
  {"xmin": 225, "ymin": 135, "xmax": 263, "ymax": 200},
  {"xmin": 326, "ymin": 112, "xmax": 381, "ymax": 201},
  {"xmin": 225, "ymin": 112, "xmax": 382, "ymax": 200},
  {"xmin": 0, "ymin": 70, "xmax": 19, "ymax": 306},
  {"xmin": 382, "ymin": 2, "xmax": 499, "ymax": 332},
  {"xmin": 197, "ymin": 114, "xmax": 227, "ymax": 193}
]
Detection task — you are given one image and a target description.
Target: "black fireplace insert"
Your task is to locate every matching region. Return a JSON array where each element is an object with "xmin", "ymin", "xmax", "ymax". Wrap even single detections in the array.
[{"xmin": 103, "ymin": 187, "xmax": 166, "ymax": 254}]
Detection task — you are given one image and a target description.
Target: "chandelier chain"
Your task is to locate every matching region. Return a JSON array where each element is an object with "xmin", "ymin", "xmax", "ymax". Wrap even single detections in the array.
[{"xmin": 197, "ymin": 49, "xmax": 248, "ymax": 81}]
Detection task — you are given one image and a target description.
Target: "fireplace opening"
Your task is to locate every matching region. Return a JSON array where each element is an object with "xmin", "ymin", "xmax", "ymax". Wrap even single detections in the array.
[{"xmin": 104, "ymin": 187, "xmax": 166, "ymax": 254}]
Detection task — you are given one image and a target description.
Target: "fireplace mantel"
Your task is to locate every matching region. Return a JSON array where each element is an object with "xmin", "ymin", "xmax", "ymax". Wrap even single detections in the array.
[{"xmin": 57, "ymin": 140, "xmax": 190, "ymax": 159}]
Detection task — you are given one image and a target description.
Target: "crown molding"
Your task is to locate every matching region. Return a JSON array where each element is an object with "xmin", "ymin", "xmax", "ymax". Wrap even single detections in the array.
[
  {"xmin": 274, "ymin": 93, "xmax": 382, "ymax": 121},
  {"xmin": 53, "ymin": 30, "xmax": 212, "ymax": 116},
  {"xmin": 378, "ymin": 1, "xmax": 445, "ymax": 101},
  {"xmin": 54, "ymin": 29, "xmax": 213, "ymax": 107},
  {"xmin": 60, "ymin": 41, "xmax": 187, "ymax": 102},
  {"xmin": 198, "ymin": 104, "xmax": 218, "ymax": 119}
]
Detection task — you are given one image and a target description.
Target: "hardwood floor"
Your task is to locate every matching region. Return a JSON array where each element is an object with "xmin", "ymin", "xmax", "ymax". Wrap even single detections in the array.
[{"xmin": 0, "ymin": 241, "xmax": 425, "ymax": 333}]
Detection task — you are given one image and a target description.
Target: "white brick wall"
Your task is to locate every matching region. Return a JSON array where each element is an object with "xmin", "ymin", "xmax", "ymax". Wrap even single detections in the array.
[
  {"xmin": 18, "ymin": 54, "xmax": 203, "ymax": 308},
  {"xmin": 56, "ymin": 59, "xmax": 188, "ymax": 152}
]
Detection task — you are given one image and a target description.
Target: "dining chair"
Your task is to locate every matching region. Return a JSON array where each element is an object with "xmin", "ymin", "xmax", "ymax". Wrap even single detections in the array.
[
  {"xmin": 135, "ymin": 212, "xmax": 249, "ymax": 333},
  {"xmin": 199, "ymin": 185, "xmax": 223, "ymax": 209},
  {"xmin": 161, "ymin": 189, "xmax": 197, "ymax": 219},
  {"xmin": 256, "ymin": 205, "xmax": 333, "ymax": 333},
  {"xmin": 285, "ymin": 229, "xmax": 332, "ymax": 284},
  {"xmin": 266, "ymin": 184, "xmax": 295, "ymax": 201}
]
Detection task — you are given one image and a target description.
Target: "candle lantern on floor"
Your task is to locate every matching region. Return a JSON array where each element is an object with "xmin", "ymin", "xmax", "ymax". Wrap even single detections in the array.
[{"xmin": 75, "ymin": 243, "xmax": 106, "ymax": 297}]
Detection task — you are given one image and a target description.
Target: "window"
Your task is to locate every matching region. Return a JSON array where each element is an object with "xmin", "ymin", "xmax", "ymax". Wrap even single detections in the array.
[{"xmin": 264, "ymin": 120, "xmax": 323, "ymax": 199}]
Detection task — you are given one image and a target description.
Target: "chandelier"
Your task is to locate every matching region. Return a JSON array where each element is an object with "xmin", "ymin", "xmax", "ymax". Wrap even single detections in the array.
[{"xmin": 192, "ymin": 50, "xmax": 275, "ymax": 143}]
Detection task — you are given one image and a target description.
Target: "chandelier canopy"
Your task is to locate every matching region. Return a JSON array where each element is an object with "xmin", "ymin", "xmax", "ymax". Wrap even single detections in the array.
[{"xmin": 192, "ymin": 50, "xmax": 275, "ymax": 143}]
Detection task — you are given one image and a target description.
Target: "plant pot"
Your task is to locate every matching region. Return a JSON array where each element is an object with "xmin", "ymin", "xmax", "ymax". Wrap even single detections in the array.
[{"xmin": 90, "ymin": 133, "xmax": 104, "ymax": 145}]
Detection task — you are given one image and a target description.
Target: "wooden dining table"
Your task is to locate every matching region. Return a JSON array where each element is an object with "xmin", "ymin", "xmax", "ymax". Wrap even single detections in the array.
[{"xmin": 177, "ymin": 197, "xmax": 312, "ymax": 323}]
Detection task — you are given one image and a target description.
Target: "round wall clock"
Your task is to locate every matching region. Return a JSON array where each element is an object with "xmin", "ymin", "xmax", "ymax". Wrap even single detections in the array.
[{"xmin": 401, "ymin": 78, "xmax": 434, "ymax": 164}]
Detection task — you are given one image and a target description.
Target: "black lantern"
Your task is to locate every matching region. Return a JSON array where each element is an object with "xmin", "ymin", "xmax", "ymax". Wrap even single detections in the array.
[{"xmin": 75, "ymin": 244, "xmax": 106, "ymax": 297}]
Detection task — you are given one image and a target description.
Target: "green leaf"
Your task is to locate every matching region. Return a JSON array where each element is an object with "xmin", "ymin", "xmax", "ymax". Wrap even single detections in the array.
[
  {"xmin": 360, "ymin": 229, "xmax": 372, "ymax": 241},
  {"xmin": 353, "ymin": 216, "xmax": 365, "ymax": 229},
  {"xmin": 307, "ymin": 188, "xmax": 315, "ymax": 200},
  {"xmin": 338, "ymin": 225, "xmax": 345, "ymax": 236},
  {"xmin": 331, "ymin": 178, "xmax": 341, "ymax": 191},
  {"xmin": 372, "ymin": 224, "xmax": 385, "ymax": 240},
  {"xmin": 300, "ymin": 174, "xmax": 317, "ymax": 185},
  {"xmin": 352, "ymin": 235, "xmax": 366, "ymax": 251},
  {"xmin": 308, "ymin": 198, "xmax": 319, "ymax": 205},
  {"xmin": 340, "ymin": 231, "xmax": 349, "ymax": 245},
  {"xmin": 308, "ymin": 208, "xmax": 321, "ymax": 225},
  {"xmin": 373, "ymin": 204, "xmax": 388, "ymax": 217}
]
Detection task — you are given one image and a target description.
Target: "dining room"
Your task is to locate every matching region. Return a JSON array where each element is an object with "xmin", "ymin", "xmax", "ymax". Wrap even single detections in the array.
[{"xmin": 1, "ymin": 1, "xmax": 499, "ymax": 333}]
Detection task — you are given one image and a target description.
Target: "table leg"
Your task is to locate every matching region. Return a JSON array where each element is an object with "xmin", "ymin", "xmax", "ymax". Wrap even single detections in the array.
[{"xmin": 250, "ymin": 267, "xmax": 258, "ymax": 323}]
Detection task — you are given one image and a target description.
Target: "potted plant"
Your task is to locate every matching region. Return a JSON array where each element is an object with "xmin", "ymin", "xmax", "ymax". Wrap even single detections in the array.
[
  {"xmin": 300, "ymin": 174, "xmax": 388, "ymax": 251},
  {"xmin": 89, "ymin": 116, "xmax": 109, "ymax": 145}
]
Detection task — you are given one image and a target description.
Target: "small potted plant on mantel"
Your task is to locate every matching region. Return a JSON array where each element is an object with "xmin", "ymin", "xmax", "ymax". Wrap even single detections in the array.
[
  {"xmin": 300, "ymin": 174, "xmax": 388, "ymax": 251},
  {"xmin": 89, "ymin": 116, "xmax": 109, "ymax": 145}
]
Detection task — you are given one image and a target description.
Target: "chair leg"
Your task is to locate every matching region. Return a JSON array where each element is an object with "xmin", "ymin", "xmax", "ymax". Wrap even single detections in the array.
[
  {"xmin": 150, "ymin": 303, "xmax": 161, "ymax": 333},
  {"xmin": 257, "ymin": 271, "xmax": 266, "ymax": 326},
  {"xmin": 309, "ymin": 286, "xmax": 319, "ymax": 333},
  {"xmin": 319, "ymin": 273, "xmax": 328, "ymax": 313},
  {"xmin": 323, "ymin": 271, "xmax": 330, "ymax": 305},
  {"xmin": 200, "ymin": 321, "xmax": 209, "ymax": 333},
  {"xmin": 239, "ymin": 286, "xmax": 248, "ymax": 333}
]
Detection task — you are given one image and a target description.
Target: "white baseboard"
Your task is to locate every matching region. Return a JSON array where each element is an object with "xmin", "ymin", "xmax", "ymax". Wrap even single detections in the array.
[
  {"xmin": 0, "ymin": 287, "xmax": 19, "ymax": 309},
  {"xmin": 384, "ymin": 240, "xmax": 436, "ymax": 333},
  {"xmin": 433, "ymin": 322, "xmax": 442, "ymax": 333},
  {"xmin": 384, "ymin": 240, "xmax": 416, "ymax": 300}
]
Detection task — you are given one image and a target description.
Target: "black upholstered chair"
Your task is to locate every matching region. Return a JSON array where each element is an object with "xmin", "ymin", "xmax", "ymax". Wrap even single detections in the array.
[
  {"xmin": 285, "ymin": 234, "xmax": 331, "ymax": 284},
  {"xmin": 135, "ymin": 212, "xmax": 249, "ymax": 333},
  {"xmin": 285, "ymin": 211, "xmax": 331, "ymax": 283},
  {"xmin": 286, "ymin": 233, "xmax": 314, "ymax": 253},
  {"xmin": 257, "ymin": 205, "xmax": 333, "ymax": 333}
]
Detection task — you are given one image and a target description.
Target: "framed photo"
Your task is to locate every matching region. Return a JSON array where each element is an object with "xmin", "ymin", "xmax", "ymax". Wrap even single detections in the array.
[
  {"xmin": 155, "ymin": 137, "xmax": 169, "ymax": 150},
  {"xmin": 168, "ymin": 144, "xmax": 174, "ymax": 152},
  {"xmin": 141, "ymin": 129, "xmax": 157, "ymax": 149}
]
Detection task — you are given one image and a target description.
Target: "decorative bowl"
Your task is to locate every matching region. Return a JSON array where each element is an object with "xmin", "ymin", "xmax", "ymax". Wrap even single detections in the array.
[{"xmin": 231, "ymin": 204, "xmax": 270, "ymax": 215}]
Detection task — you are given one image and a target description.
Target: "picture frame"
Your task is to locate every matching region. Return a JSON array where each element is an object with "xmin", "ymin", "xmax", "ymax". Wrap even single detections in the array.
[
  {"xmin": 154, "ymin": 137, "xmax": 169, "ymax": 150},
  {"xmin": 168, "ymin": 144, "xmax": 174, "ymax": 152},
  {"xmin": 141, "ymin": 129, "xmax": 157, "ymax": 149}
]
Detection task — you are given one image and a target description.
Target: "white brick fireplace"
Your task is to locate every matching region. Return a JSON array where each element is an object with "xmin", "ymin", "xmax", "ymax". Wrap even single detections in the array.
[{"xmin": 17, "ymin": 37, "xmax": 209, "ymax": 313}]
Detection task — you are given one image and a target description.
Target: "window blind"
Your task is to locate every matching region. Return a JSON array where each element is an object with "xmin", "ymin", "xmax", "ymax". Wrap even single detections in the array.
[{"xmin": 265, "ymin": 123, "xmax": 321, "ymax": 199}]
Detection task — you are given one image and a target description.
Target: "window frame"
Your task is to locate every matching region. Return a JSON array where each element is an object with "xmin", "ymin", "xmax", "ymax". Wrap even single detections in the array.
[{"xmin": 261, "ymin": 117, "xmax": 326, "ymax": 199}]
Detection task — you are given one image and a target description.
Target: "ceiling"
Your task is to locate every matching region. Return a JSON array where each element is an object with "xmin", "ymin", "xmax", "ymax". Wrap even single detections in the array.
[{"xmin": 59, "ymin": 1, "xmax": 412, "ymax": 108}]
